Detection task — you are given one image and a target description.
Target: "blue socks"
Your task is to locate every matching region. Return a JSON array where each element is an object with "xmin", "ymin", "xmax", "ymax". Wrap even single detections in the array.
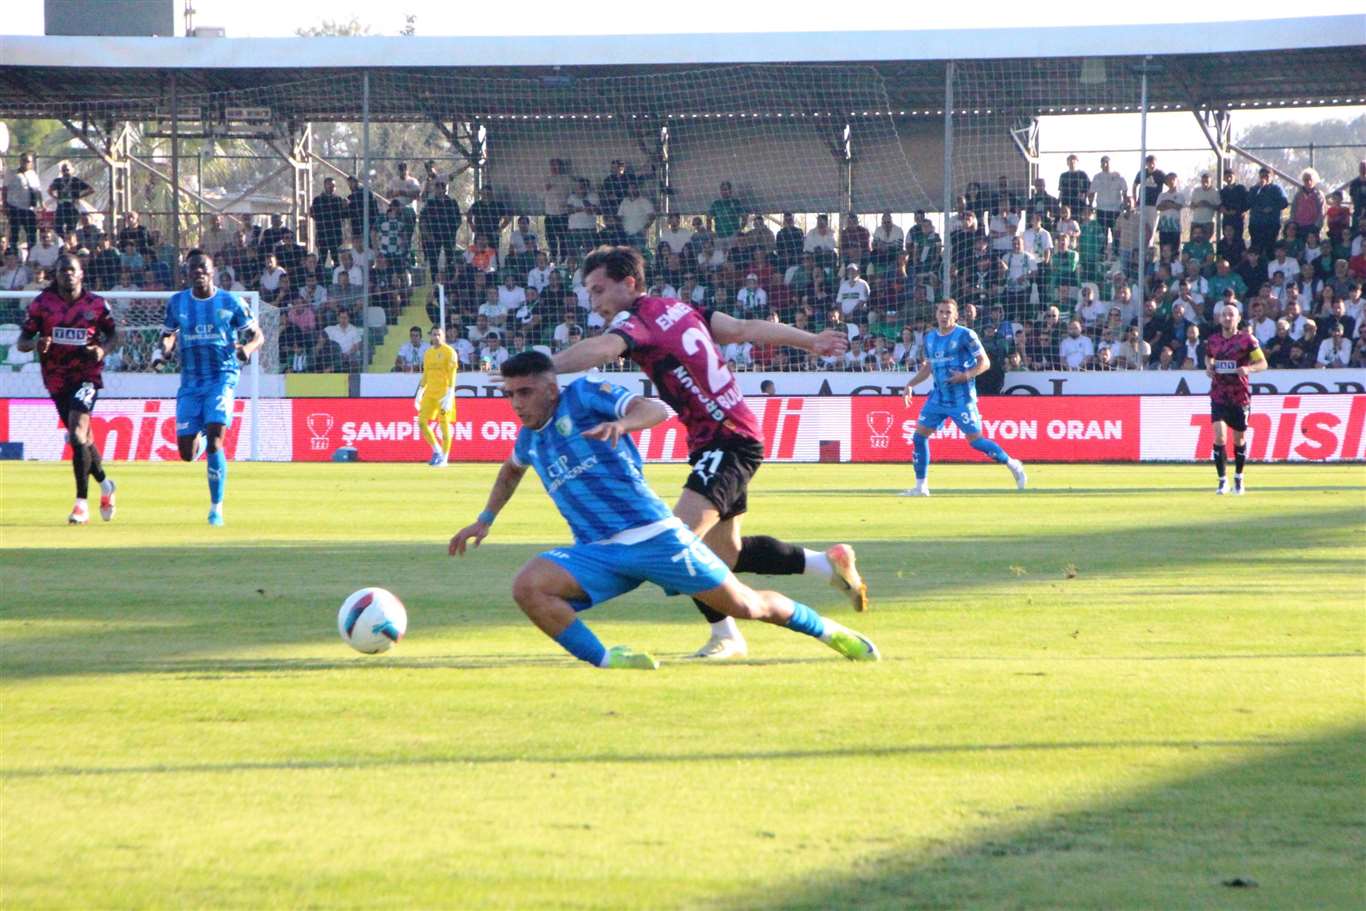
[
  {"xmin": 970, "ymin": 437, "xmax": 1011, "ymax": 464},
  {"xmin": 554, "ymin": 618, "xmax": 608, "ymax": 666},
  {"xmin": 784, "ymin": 602, "xmax": 827, "ymax": 639},
  {"xmin": 206, "ymin": 449, "xmax": 227, "ymax": 506},
  {"xmin": 913, "ymin": 433, "xmax": 930, "ymax": 481}
]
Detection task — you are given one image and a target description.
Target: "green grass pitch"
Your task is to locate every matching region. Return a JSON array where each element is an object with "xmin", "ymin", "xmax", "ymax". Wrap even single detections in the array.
[{"xmin": 1, "ymin": 460, "xmax": 1363, "ymax": 910}]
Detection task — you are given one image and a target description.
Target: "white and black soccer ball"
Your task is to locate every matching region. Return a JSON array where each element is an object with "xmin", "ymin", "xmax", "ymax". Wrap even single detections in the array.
[{"xmin": 338, "ymin": 587, "xmax": 408, "ymax": 654}]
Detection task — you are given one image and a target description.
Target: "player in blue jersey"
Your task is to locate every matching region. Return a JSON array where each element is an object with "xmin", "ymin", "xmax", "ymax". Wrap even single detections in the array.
[
  {"xmin": 448, "ymin": 351, "xmax": 879, "ymax": 669},
  {"xmin": 900, "ymin": 299, "xmax": 1027, "ymax": 496},
  {"xmin": 158, "ymin": 251, "xmax": 262, "ymax": 525}
]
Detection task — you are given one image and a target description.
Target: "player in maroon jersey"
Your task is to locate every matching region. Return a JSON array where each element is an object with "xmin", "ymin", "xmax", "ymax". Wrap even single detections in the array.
[
  {"xmin": 16, "ymin": 252, "xmax": 118, "ymax": 524},
  {"xmin": 547, "ymin": 245, "xmax": 864, "ymax": 659},
  {"xmin": 1204, "ymin": 301, "xmax": 1267, "ymax": 495}
]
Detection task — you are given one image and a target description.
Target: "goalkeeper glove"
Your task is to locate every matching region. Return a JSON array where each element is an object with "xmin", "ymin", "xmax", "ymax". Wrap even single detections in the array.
[
  {"xmin": 440, "ymin": 389, "xmax": 454, "ymax": 412},
  {"xmin": 413, "ymin": 386, "xmax": 425, "ymax": 411}
]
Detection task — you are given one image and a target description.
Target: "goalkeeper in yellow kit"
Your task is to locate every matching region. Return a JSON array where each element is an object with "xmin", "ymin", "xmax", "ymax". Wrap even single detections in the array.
[{"xmin": 415, "ymin": 325, "xmax": 458, "ymax": 466}]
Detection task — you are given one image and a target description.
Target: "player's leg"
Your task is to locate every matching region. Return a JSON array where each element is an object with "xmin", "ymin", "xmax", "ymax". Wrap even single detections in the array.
[
  {"xmin": 1229, "ymin": 409, "xmax": 1249, "ymax": 494},
  {"xmin": 692, "ymin": 576, "xmax": 879, "ymax": 662},
  {"xmin": 1210, "ymin": 414, "xmax": 1229, "ymax": 493},
  {"xmin": 674, "ymin": 486, "xmax": 747, "ymax": 658},
  {"xmin": 904, "ymin": 406, "xmax": 943, "ymax": 495},
  {"xmin": 418, "ymin": 400, "xmax": 442, "ymax": 465},
  {"xmin": 202, "ymin": 422, "xmax": 228, "ymax": 525},
  {"xmin": 58, "ymin": 394, "xmax": 91, "ymax": 524},
  {"xmin": 724, "ymin": 516, "xmax": 868, "ymax": 614},
  {"xmin": 438, "ymin": 408, "xmax": 454, "ymax": 463},
  {"xmin": 962, "ymin": 406, "xmax": 1027, "ymax": 490},
  {"xmin": 513, "ymin": 554, "xmax": 656, "ymax": 669},
  {"xmin": 198, "ymin": 381, "xmax": 237, "ymax": 525}
]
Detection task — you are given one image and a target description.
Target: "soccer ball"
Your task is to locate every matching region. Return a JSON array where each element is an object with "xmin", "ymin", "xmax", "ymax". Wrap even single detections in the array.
[{"xmin": 338, "ymin": 587, "xmax": 408, "ymax": 654}]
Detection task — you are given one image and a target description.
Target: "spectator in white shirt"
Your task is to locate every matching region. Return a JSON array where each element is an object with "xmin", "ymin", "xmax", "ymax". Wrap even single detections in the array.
[
  {"xmin": 319, "ymin": 308, "xmax": 364, "ymax": 371},
  {"xmin": 1090, "ymin": 155, "xmax": 1128, "ymax": 249},
  {"xmin": 1111, "ymin": 325, "xmax": 1151, "ymax": 369},
  {"xmin": 26, "ymin": 228, "xmax": 63, "ymax": 271},
  {"xmin": 1075, "ymin": 283, "xmax": 1108, "ymax": 329},
  {"xmin": 1282, "ymin": 300, "xmax": 1309, "ymax": 339},
  {"xmin": 393, "ymin": 326, "xmax": 429, "ymax": 372},
  {"xmin": 617, "ymin": 183, "xmax": 656, "ymax": 248},
  {"xmin": 1188, "ymin": 172, "xmax": 1221, "ymax": 236},
  {"xmin": 723, "ymin": 340, "xmax": 754, "ymax": 369},
  {"xmin": 0, "ymin": 251, "xmax": 30, "ymax": 291},
  {"xmin": 803, "ymin": 215, "xmax": 837, "ymax": 257},
  {"xmin": 478, "ymin": 285, "xmax": 509, "ymax": 328},
  {"xmin": 989, "ymin": 204, "xmax": 1021, "ymax": 254},
  {"xmin": 658, "ymin": 213, "xmax": 692, "ymax": 256},
  {"xmin": 1248, "ymin": 300, "xmax": 1277, "ymax": 345},
  {"xmin": 565, "ymin": 178, "xmax": 600, "ymax": 255},
  {"xmin": 870, "ymin": 212, "xmax": 904, "ymax": 272},
  {"xmin": 332, "ymin": 248, "xmax": 364, "ymax": 287},
  {"xmin": 479, "ymin": 332, "xmax": 509, "ymax": 371},
  {"xmin": 258, "ymin": 253, "xmax": 287, "ymax": 302},
  {"xmin": 1317, "ymin": 321, "xmax": 1351, "ymax": 367},
  {"xmin": 497, "ymin": 273, "xmax": 527, "ymax": 313},
  {"xmin": 527, "ymin": 251, "xmax": 554, "ymax": 293},
  {"xmin": 836, "ymin": 264, "xmax": 870, "ymax": 317},
  {"xmin": 1154, "ymin": 172, "xmax": 1185, "ymax": 252},
  {"xmin": 390, "ymin": 162, "xmax": 422, "ymax": 213},
  {"xmin": 1267, "ymin": 245, "xmax": 1300, "ymax": 284},
  {"xmin": 552, "ymin": 304, "xmax": 581, "ymax": 349},
  {"xmin": 1020, "ymin": 213, "xmax": 1053, "ymax": 263},
  {"xmin": 1059, "ymin": 319, "xmax": 1095, "ymax": 369},
  {"xmin": 734, "ymin": 273, "xmax": 768, "ymax": 314}
]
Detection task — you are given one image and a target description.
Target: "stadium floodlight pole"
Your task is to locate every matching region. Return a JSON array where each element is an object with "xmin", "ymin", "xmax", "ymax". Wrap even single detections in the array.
[
  {"xmin": 361, "ymin": 70, "xmax": 372, "ymax": 374},
  {"xmin": 942, "ymin": 61, "xmax": 955, "ymax": 299},
  {"xmin": 1136, "ymin": 56, "xmax": 1150, "ymax": 370}
]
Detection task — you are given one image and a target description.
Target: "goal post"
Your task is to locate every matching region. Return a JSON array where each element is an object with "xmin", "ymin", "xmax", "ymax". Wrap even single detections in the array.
[{"xmin": 0, "ymin": 289, "xmax": 277, "ymax": 461}]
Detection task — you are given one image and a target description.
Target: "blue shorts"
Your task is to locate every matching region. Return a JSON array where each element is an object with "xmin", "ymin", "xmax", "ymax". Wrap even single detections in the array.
[
  {"xmin": 176, "ymin": 382, "xmax": 237, "ymax": 438},
  {"xmin": 540, "ymin": 520, "xmax": 732, "ymax": 612},
  {"xmin": 917, "ymin": 399, "xmax": 982, "ymax": 436}
]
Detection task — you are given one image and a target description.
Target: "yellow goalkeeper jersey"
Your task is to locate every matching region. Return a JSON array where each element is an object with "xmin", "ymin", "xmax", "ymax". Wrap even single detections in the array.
[{"xmin": 422, "ymin": 343, "xmax": 458, "ymax": 395}]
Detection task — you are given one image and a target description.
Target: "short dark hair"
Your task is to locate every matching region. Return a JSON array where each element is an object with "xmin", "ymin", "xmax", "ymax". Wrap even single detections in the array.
[
  {"xmin": 501, "ymin": 350, "xmax": 554, "ymax": 378},
  {"xmin": 582, "ymin": 245, "xmax": 645, "ymax": 288}
]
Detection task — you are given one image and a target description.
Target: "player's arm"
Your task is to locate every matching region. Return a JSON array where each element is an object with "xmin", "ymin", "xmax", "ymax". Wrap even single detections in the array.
[
  {"xmin": 708, "ymin": 310, "xmax": 847, "ymax": 357},
  {"xmin": 16, "ymin": 303, "xmax": 49, "ymax": 355},
  {"xmin": 583, "ymin": 394, "xmax": 669, "ymax": 448},
  {"xmin": 1241, "ymin": 346, "xmax": 1268, "ymax": 376},
  {"xmin": 549, "ymin": 332, "xmax": 628, "ymax": 374},
  {"xmin": 448, "ymin": 458, "xmax": 528, "ymax": 555},
  {"xmin": 950, "ymin": 352, "xmax": 990, "ymax": 384},
  {"xmin": 902, "ymin": 362, "xmax": 932, "ymax": 406}
]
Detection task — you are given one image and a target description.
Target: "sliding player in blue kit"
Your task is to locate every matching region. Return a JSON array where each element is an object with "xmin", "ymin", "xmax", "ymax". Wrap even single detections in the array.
[
  {"xmin": 158, "ymin": 250, "xmax": 262, "ymax": 525},
  {"xmin": 448, "ymin": 351, "xmax": 880, "ymax": 669},
  {"xmin": 901, "ymin": 298, "xmax": 1027, "ymax": 496}
]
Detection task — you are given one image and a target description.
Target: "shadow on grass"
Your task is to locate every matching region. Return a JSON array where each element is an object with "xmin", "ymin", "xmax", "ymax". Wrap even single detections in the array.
[
  {"xmin": 709, "ymin": 725, "xmax": 1366, "ymax": 911},
  {"xmin": 0, "ymin": 736, "xmax": 1319, "ymax": 781},
  {"xmin": 1, "ymin": 505, "xmax": 1362, "ymax": 680}
]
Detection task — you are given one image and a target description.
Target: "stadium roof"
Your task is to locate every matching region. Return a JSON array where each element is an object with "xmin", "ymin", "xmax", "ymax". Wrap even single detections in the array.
[{"xmin": 1, "ymin": 15, "xmax": 1364, "ymax": 121}]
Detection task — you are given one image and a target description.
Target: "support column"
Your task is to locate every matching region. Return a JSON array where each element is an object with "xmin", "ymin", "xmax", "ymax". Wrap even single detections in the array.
[
  {"xmin": 290, "ymin": 124, "xmax": 313, "ymax": 250},
  {"xmin": 170, "ymin": 71, "xmax": 181, "ymax": 253},
  {"xmin": 943, "ymin": 61, "xmax": 955, "ymax": 299}
]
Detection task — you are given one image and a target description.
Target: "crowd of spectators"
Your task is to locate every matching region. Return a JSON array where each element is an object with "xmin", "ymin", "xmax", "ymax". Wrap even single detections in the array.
[{"xmin": 5, "ymin": 151, "xmax": 1365, "ymax": 375}]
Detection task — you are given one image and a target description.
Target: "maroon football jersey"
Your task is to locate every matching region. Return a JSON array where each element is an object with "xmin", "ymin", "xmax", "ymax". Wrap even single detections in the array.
[
  {"xmin": 1206, "ymin": 331, "xmax": 1263, "ymax": 407},
  {"xmin": 21, "ymin": 289, "xmax": 116, "ymax": 395},
  {"xmin": 610, "ymin": 295, "xmax": 762, "ymax": 451}
]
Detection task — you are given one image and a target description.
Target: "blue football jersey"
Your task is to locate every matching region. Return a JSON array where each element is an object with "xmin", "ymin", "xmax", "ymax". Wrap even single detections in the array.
[
  {"xmin": 511, "ymin": 378, "xmax": 673, "ymax": 544},
  {"xmin": 923, "ymin": 326, "xmax": 984, "ymax": 409},
  {"xmin": 163, "ymin": 288, "xmax": 253, "ymax": 389}
]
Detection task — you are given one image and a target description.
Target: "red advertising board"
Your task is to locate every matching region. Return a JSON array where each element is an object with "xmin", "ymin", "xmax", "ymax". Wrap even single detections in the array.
[
  {"xmin": 1140, "ymin": 394, "xmax": 1366, "ymax": 462},
  {"xmin": 850, "ymin": 396, "xmax": 1141, "ymax": 462},
  {"xmin": 291, "ymin": 397, "xmax": 521, "ymax": 462}
]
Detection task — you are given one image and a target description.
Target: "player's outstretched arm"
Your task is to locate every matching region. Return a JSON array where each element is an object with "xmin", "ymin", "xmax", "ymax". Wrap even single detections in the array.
[
  {"xmin": 236, "ymin": 325, "xmax": 264, "ymax": 363},
  {"xmin": 549, "ymin": 332, "xmax": 629, "ymax": 375},
  {"xmin": 449, "ymin": 459, "xmax": 528, "ymax": 556},
  {"xmin": 708, "ymin": 311, "xmax": 848, "ymax": 357},
  {"xmin": 583, "ymin": 395, "xmax": 669, "ymax": 447}
]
